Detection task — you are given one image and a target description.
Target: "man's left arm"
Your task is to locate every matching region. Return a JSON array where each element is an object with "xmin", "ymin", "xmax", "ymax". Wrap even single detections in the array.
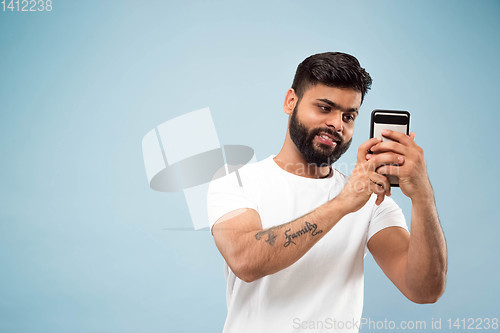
[{"xmin": 366, "ymin": 130, "xmax": 448, "ymax": 304}]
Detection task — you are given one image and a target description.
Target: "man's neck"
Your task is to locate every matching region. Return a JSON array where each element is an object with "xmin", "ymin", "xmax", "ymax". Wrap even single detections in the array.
[{"xmin": 274, "ymin": 147, "xmax": 332, "ymax": 179}]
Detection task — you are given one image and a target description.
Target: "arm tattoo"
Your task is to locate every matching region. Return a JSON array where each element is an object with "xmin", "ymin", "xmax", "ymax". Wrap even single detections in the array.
[
  {"xmin": 254, "ymin": 220, "xmax": 293, "ymax": 246},
  {"xmin": 283, "ymin": 221, "xmax": 322, "ymax": 247},
  {"xmin": 254, "ymin": 221, "xmax": 323, "ymax": 247},
  {"xmin": 255, "ymin": 229, "xmax": 277, "ymax": 246}
]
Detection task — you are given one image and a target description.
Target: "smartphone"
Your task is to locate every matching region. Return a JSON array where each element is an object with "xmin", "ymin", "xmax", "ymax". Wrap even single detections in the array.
[{"xmin": 370, "ymin": 110, "xmax": 410, "ymax": 187}]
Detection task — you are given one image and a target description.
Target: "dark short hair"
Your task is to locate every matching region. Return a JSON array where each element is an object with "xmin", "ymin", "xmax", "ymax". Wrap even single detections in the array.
[{"xmin": 291, "ymin": 52, "xmax": 372, "ymax": 103}]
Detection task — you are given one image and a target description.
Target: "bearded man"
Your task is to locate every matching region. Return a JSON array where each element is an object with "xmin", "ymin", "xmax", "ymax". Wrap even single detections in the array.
[{"xmin": 207, "ymin": 52, "xmax": 447, "ymax": 333}]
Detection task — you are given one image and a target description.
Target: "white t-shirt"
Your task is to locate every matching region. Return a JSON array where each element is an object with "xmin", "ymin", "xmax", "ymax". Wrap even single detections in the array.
[{"xmin": 207, "ymin": 155, "xmax": 408, "ymax": 333}]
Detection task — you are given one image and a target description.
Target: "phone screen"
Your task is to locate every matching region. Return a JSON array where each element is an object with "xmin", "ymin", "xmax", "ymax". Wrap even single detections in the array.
[{"xmin": 371, "ymin": 111, "xmax": 409, "ymax": 141}]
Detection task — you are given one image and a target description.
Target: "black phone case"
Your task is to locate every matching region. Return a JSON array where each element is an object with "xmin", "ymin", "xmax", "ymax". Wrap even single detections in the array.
[
  {"xmin": 369, "ymin": 109, "xmax": 410, "ymax": 187},
  {"xmin": 370, "ymin": 109, "xmax": 410, "ymax": 138}
]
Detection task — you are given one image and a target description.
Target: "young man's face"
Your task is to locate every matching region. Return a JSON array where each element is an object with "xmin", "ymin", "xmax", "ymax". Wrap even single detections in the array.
[{"xmin": 289, "ymin": 84, "xmax": 362, "ymax": 165}]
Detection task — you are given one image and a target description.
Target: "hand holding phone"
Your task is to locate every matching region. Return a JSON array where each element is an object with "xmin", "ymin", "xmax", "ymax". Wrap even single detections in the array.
[{"xmin": 370, "ymin": 110, "xmax": 410, "ymax": 186}]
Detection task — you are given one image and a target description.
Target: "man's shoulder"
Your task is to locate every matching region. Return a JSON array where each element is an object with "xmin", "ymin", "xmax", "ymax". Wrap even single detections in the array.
[
  {"xmin": 237, "ymin": 155, "xmax": 274, "ymax": 176},
  {"xmin": 208, "ymin": 155, "xmax": 274, "ymax": 191}
]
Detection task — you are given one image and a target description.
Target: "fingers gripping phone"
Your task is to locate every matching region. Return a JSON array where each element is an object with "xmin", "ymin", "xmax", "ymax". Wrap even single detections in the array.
[{"xmin": 370, "ymin": 110, "xmax": 410, "ymax": 187}]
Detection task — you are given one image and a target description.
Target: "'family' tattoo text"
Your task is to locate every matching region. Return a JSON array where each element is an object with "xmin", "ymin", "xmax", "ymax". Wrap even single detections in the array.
[
  {"xmin": 284, "ymin": 221, "xmax": 323, "ymax": 247},
  {"xmin": 254, "ymin": 221, "xmax": 323, "ymax": 248}
]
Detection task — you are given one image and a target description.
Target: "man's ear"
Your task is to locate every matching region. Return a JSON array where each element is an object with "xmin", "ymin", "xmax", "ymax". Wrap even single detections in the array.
[{"xmin": 283, "ymin": 88, "xmax": 297, "ymax": 115}]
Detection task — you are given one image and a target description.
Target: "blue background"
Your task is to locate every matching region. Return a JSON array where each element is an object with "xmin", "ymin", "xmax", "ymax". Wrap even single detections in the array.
[{"xmin": 1, "ymin": 0, "xmax": 499, "ymax": 332}]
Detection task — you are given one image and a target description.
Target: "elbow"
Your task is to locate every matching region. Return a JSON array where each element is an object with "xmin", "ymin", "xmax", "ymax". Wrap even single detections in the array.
[
  {"xmin": 218, "ymin": 237, "xmax": 268, "ymax": 283},
  {"xmin": 238, "ymin": 272, "xmax": 258, "ymax": 284},
  {"xmin": 232, "ymin": 262, "xmax": 261, "ymax": 283},
  {"xmin": 227, "ymin": 253, "xmax": 263, "ymax": 283},
  {"xmin": 233, "ymin": 269, "xmax": 258, "ymax": 284},
  {"xmin": 407, "ymin": 273, "xmax": 447, "ymax": 304},
  {"xmin": 409, "ymin": 292, "xmax": 442, "ymax": 304}
]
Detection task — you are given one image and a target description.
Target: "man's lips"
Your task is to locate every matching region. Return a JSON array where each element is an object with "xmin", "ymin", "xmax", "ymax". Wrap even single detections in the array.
[{"xmin": 315, "ymin": 132, "xmax": 339, "ymax": 147}]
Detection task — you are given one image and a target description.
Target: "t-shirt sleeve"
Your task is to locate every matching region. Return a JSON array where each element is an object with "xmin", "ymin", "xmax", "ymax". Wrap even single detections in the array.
[
  {"xmin": 206, "ymin": 171, "xmax": 259, "ymax": 232},
  {"xmin": 367, "ymin": 196, "xmax": 408, "ymax": 241}
]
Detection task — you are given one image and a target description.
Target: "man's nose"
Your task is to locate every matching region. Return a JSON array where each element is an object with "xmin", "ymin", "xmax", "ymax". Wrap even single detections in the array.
[{"xmin": 325, "ymin": 112, "xmax": 343, "ymax": 132}]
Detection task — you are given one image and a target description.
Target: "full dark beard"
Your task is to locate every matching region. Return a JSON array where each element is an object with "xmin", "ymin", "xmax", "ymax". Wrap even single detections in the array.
[{"xmin": 289, "ymin": 106, "xmax": 351, "ymax": 166}]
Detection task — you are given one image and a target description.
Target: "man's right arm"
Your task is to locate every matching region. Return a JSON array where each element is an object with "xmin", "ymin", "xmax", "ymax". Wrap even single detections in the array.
[
  {"xmin": 212, "ymin": 138, "xmax": 398, "ymax": 283},
  {"xmin": 212, "ymin": 198, "xmax": 346, "ymax": 283}
]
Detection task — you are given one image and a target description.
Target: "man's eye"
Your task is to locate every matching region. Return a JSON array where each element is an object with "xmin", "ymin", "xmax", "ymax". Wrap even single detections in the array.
[
  {"xmin": 343, "ymin": 114, "xmax": 355, "ymax": 122},
  {"xmin": 319, "ymin": 105, "xmax": 330, "ymax": 112}
]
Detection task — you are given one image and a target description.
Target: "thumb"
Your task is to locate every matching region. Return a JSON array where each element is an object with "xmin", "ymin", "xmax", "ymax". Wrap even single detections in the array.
[{"xmin": 357, "ymin": 137, "xmax": 381, "ymax": 162}]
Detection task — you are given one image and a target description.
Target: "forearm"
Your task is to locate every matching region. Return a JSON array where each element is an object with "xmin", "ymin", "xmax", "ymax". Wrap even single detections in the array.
[
  {"xmin": 233, "ymin": 198, "xmax": 347, "ymax": 283},
  {"xmin": 405, "ymin": 191, "xmax": 447, "ymax": 301}
]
